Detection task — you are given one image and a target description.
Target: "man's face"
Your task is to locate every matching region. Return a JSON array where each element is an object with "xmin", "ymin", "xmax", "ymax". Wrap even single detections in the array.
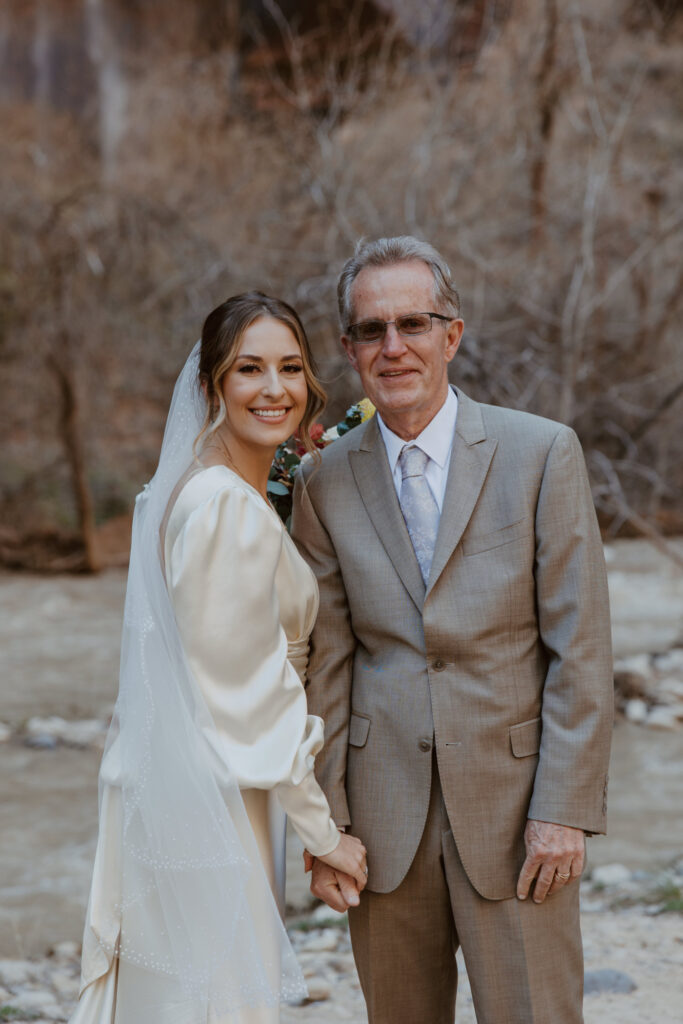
[{"xmin": 341, "ymin": 261, "xmax": 463, "ymax": 438}]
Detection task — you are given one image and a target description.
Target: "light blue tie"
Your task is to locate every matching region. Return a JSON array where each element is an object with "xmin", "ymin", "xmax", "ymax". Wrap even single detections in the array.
[{"xmin": 399, "ymin": 446, "xmax": 440, "ymax": 584}]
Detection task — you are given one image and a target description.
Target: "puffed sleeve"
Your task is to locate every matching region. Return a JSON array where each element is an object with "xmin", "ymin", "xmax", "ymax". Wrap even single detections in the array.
[{"xmin": 166, "ymin": 481, "xmax": 340, "ymax": 857}]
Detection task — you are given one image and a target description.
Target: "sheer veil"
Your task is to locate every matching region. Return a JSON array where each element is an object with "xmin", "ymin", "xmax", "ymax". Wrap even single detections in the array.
[{"xmin": 78, "ymin": 342, "xmax": 307, "ymax": 1019}]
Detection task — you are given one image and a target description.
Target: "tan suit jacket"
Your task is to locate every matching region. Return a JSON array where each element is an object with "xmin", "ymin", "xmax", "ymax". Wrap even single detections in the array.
[{"xmin": 292, "ymin": 388, "xmax": 613, "ymax": 900}]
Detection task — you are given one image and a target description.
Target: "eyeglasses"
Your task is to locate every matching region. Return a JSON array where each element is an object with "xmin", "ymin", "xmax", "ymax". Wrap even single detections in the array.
[{"xmin": 347, "ymin": 311, "xmax": 452, "ymax": 344}]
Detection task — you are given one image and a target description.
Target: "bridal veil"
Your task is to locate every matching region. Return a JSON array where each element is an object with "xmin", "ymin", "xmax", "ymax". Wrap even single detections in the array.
[{"xmin": 76, "ymin": 343, "xmax": 307, "ymax": 1021}]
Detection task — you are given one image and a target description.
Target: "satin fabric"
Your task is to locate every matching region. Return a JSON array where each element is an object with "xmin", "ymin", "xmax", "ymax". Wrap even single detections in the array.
[
  {"xmin": 164, "ymin": 466, "xmax": 339, "ymax": 858},
  {"xmin": 72, "ymin": 465, "xmax": 338, "ymax": 1023}
]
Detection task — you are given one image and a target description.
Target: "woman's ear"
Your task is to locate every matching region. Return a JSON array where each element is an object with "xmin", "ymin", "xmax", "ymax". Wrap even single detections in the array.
[{"xmin": 200, "ymin": 376, "xmax": 216, "ymax": 419}]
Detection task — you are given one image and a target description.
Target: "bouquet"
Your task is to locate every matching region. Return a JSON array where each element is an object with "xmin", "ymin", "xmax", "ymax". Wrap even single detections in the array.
[{"xmin": 267, "ymin": 398, "xmax": 375, "ymax": 528}]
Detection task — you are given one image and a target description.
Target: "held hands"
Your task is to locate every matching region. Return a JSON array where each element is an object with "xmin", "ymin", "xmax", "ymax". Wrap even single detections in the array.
[
  {"xmin": 303, "ymin": 832, "xmax": 367, "ymax": 912},
  {"xmin": 517, "ymin": 818, "xmax": 585, "ymax": 904}
]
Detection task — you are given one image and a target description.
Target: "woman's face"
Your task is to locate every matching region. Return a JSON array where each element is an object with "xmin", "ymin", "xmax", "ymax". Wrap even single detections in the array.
[{"xmin": 218, "ymin": 316, "xmax": 308, "ymax": 453}]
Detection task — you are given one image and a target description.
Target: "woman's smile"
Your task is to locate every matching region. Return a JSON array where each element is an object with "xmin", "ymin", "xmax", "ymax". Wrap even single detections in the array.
[{"xmin": 249, "ymin": 405, "xmax": 293, "ymax": 421}]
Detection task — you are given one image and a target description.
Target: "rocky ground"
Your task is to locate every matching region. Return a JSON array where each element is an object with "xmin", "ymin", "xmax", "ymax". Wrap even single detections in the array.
[
  {"xmin": 0, "ymin": 537, "xmax": 682, "ymax": 1021},
  {"xmin": 0, "ymin": 866, "xmax": 682, "ymax": 1023}
]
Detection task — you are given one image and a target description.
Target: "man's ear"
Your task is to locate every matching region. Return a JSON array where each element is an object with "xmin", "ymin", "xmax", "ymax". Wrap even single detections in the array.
[
  {"xmin": 341, "ymin": 334, "xmax": 360, "ymax": 372},
  {"xmin": 445, "ymin": 319, "xmax": 465, "ymax": 364}
]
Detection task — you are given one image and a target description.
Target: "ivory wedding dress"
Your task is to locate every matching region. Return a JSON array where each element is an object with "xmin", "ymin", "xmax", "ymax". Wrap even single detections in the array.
[{"xmin": 70, "ymin": 464, "xmax": 339, "ymax": 1024}]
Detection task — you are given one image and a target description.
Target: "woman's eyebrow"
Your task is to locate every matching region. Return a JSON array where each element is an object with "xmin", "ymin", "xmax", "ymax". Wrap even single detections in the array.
[{"xmin": 236, "ymin": 353, "xmax": 302, "ymax": 361}]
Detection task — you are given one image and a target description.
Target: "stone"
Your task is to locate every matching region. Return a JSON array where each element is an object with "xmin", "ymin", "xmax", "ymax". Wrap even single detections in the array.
[
  {"xmin": 310, "ymin": 904, "xmax": 348, "ymax": 927},
  {"xmin": 60, "ymin": 719, "xmax": 106, "ymax": 748},
  {"xmin": 584, "ymin": 968, "xmax": 637, "ymax": 995},
  {"xmin": 9, "ymin": 988, "xmax": 63, "ymax": 1018},
  {"xmin": 646, "ymin": 706, "xmax": 680, "ymax": 730},
  {"xmin": 26, "ymin": 715, "xmax": 68, "ymax": 738},
  {"xmin": 0, "ymin": 721, "xmax": 12, "ymax": 742},
  {"xmin": 328, "ymin": 954, "xmax": 356, "ymax": 973},
  {"xmin": 48, "ymin": 941, "xmax": 80, "ymax": 961},
  {"xmin": 624, "ymin": 698, "xmax": 649, "ymax": 723},
  {"xmin": 0, "ymin": 958, "xmax": 37, "ymax": 986},
  {"xmin": 613, "ymin": 654, "xmax": 652, "ymax": 679},
  {"xmin": 48, "ymin": 965, "xmax": 79, "ymax": 996},
  {"xmin": 579, "ymin": 897, "xmax": 606, "ymax": 913},
  {"xmin": 653, "ymin": 648, "xmax": 683, "ymax": 673},
  {"xmin": 305, "ymin": 976, "xmax": 332, "ymax": 1001},
  {"xmin": 591, "ymin": 863, "xmax": 632, "ymax": 887},
  {"xmin": 24, "ymin": 715, "xmax": 106, "ymax": 748},
  {"xmin": 614, "ymin": 655, "xmax": 655, "ymax": 702},
  {"xmin": 24, "ymin": 733, "xmax": 58, "ymax": 750},
  {"xmin": 657, "ymin": 677, "xmax": 683, "ymax": 700},
  {"xmin": 300, "ymin": 929, "xmax": 340, "ymax": 953}
]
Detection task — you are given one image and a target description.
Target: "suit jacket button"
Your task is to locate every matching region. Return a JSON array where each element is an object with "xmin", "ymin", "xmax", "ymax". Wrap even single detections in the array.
[
  {"xmin": 418, "ymin": 738, "xmax": 432, "ymax": 752},
  {"xmin": 432, "ymin": 659, "xmax": 445, "ymax": 671}
]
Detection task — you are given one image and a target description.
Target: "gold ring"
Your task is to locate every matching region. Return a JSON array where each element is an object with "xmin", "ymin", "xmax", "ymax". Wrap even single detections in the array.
[{"xmin": 556, "ymin": 871, "xmax": 570, "ymax": 880}]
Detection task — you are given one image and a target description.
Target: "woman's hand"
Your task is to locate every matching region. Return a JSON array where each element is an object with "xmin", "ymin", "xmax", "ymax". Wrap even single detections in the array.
[{"xmin": 317, "ymin": 831, "xmax": 368, "ymax": 892}]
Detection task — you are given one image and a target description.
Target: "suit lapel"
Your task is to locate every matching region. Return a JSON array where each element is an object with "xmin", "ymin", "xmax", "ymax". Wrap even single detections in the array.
[
  {"xmin": 348, "ymin": 417, "xmax": 425, "ymax": 611},
  {"xmin": 426, "ymin": 389, "xmax": 498, "ymax": 596}
]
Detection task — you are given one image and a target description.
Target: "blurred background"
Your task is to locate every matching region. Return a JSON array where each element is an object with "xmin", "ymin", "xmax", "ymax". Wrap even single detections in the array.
[
  {"xmin": 1, "ymin": 3, "xmax": 682, "ymax": 1021},
  {"xmin": 0, "ymin": 0, "xmax": 681, "ymax": 571}
]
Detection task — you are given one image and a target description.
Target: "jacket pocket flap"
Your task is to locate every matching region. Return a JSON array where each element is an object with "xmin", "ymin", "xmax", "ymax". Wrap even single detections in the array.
[
  {"xmin": 509, "ymin": 716, "xmax": 541, "ymax": 758},
  {"xmin": 463, "ymin": 517, "xmax": 530, "ymax": 556},
  {"xmin": 348, "ymin": 712, "xmax": 371, "ymax": 748}
]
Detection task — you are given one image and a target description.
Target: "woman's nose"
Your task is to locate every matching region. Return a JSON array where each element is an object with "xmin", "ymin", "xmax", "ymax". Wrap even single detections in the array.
[{"xmin": 262, "ymin": 368, "xmax": 286, "ymax": 396}]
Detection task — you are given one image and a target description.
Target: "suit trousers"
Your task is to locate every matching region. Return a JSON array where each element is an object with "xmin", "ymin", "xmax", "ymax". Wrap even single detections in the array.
[{"xmin": 348, "ymin": 758, "xmax": 584, "ymax": 1024}]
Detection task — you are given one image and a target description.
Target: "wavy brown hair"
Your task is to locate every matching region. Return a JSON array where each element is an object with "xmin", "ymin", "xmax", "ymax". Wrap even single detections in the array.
[{"xmin": 194, "ymin": 291, "xmax": 326, "ymax": 458}]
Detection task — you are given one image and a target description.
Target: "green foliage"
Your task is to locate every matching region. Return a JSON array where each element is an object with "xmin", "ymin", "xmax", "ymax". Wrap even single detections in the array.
[
  {"xmin": 608, "ymin": 878, "xmax": 683, "ymax": 914},
  {"xmin": 653, "ymin": 881, "xmax": 683, "ymax": 914},
  {"xmin": 336, "ymin": 406, "xmax": 363, "ymax": 435},
  {"xmin": 290, "ymin": 915, "xmax": 348, "ymax": 932}
]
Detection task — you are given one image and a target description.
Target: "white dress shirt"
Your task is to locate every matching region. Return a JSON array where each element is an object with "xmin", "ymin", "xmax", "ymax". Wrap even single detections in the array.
[{"xmin": 377, "ymin": 386, "xmax": 458, "ymax": 512}]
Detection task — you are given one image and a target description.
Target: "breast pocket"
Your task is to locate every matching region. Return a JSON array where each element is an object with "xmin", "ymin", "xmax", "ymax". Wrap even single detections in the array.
[{"xmin": 463, "ymin": 517, "xmax": 531, "ymax": 556}]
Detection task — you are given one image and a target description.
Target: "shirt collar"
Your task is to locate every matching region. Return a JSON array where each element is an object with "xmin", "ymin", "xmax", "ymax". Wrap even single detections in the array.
[{"xmin": 377, "ymin": 386, "xmax": 458, "ymax": 474}]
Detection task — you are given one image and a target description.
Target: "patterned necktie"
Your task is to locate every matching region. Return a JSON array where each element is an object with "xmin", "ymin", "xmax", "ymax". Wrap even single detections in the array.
[{"xmin": 399, "ymin": 446, "xmax": 440, "ymax": 584}]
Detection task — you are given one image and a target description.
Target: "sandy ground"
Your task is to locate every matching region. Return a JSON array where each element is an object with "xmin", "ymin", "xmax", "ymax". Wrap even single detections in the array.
[{"xmin": 0, "ymin": 537, "xmax": 682, "ymax": 1020}]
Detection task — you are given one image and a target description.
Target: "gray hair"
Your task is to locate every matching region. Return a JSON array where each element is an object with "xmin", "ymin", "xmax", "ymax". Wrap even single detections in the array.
[{"xmin": 337, "ymin": 235, "xmax": 461, "ymax": 330}]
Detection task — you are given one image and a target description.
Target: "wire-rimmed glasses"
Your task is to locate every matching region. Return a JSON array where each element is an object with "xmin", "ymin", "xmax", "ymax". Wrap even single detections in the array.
[{"xmin": 347, "ymin": 311, "xmax": 453, "ymax": 344}]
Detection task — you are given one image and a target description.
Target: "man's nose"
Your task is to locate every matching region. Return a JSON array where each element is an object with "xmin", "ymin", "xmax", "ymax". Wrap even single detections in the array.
[{"xmin": 381, "ymin": 324, "xmax": 408, "ymax": 356}]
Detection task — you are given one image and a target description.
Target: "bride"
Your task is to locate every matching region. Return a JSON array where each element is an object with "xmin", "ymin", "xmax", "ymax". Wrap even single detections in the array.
[{"xmin": 70, "ymin": 292, "xmax": 367, "ymax": 1023}]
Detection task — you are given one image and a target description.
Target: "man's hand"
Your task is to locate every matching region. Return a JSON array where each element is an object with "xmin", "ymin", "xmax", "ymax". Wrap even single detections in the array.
[
  {"xmin": 304, "ymin": 855, "xmax": 361, "ymax": 912},
  {"xmin": 516, "ymin": 819, "xmax": 585, "ymax": 904}
]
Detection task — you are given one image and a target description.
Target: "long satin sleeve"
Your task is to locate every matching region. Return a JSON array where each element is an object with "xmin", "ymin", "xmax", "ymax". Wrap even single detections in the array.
[{"xmin": 166, "ymin": 481, "xmax": 340, "ymax": 857}]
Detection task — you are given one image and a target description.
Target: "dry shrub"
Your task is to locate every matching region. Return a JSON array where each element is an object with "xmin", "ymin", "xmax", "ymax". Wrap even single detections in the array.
[{"xmin": 0, "ymin": 0, "xmax": 681, "ymax": 567}]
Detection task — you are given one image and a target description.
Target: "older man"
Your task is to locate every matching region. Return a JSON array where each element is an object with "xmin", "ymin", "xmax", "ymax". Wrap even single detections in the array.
[{"xmin": 292, "ymin": 236, "xmax": 613, "ymax": 1023}]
